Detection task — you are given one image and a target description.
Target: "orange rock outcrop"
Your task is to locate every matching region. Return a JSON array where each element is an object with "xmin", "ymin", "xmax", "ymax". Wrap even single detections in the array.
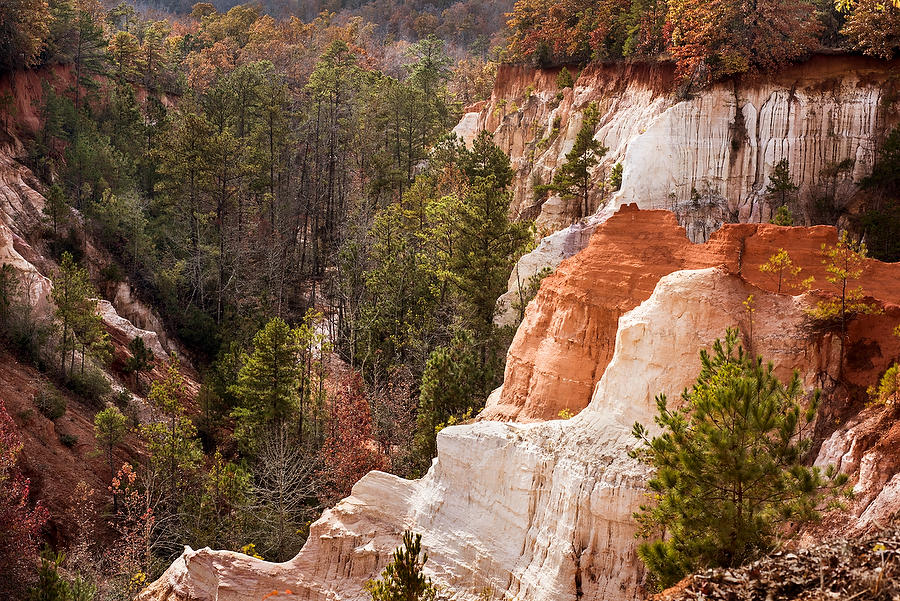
[{"xmin": 485, "ymin": 204, "xmax": 900, "ymax": 422}]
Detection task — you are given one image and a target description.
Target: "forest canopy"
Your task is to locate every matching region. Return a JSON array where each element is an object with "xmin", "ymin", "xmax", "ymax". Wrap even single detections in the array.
[{"xmin": 506, "ymin": 0, "xmax": 900, "ymax": 83}]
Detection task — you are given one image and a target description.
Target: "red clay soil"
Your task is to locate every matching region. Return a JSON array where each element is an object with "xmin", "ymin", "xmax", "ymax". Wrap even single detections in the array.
[
  {"xmin": 486, "ymin": 204, "xmax": 900, "ymax": 422},
  {"xmin": 0, "ymin": 351, "xmax": 143, "ymax": 545}
]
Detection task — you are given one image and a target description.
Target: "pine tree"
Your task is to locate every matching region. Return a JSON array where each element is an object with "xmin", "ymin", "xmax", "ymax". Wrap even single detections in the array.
[
  {"xmin": 365, "ymin": 531, "xmax": 436, "ymax": 601},
  {"xmin": 759, "ymin": 249, "xmax": 805, "ymax": 293},
  {"xmin": 416, "ymin": 329, "xmax": 480, "ymax": 458},
  {"xmin": 549, "ymin": 105, "xmax": 607, "ymax": 217},
  {"xmin": 42, "ymin": 184, "xmax": 68, "ymax": 235},
  {"xmin": 807, "ymin": 231, "xmax": 881, "ymax": 376},
  {"xmin": 72, "ymin": 302, "xmax": 109, "ymax": 376},
  {"xmin": 453, "ymin": 132, "xmax": 531, "ymax": 336},
  {"xmin": 230, "ymin": 317, "xmax": 304, "ymax": 448},
  {"xmin": 142, "ymin": 360, "xmax": 201, "ymax": 505},
  {"xmin": 94, "ymin": 406, "xmax": 128, "ymax": 511},
  {"xmin": 770, "ymin": 205, "xmax": 794, "ymax": 226},
  {"xmin": 52, "ymin": 252, "xmax": 95, "ymax": 377},
  {"xmin": 29, "ymin": 549, "xmax": 69, "ymax": 601},
  {"xmin": 631, "ymin": 329, "xmax": 847, "ymax": 589},
  {"xmin": 765, "ymin": 159, "xmax": 798, "ymax": 222},
  {"xmin": 124, "ymin": 336, "xmax": 154, "ymax": 392},
  {"xmin": 556, "ymin": 66, "xmax": 574, "ymax": 89},
  {"xmin": 859, "ymin": 126, "xmax": 900, "ymax": 261}
]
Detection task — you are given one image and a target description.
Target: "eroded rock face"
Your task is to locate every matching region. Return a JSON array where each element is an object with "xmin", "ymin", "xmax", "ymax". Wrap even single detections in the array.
[
  {"xmin": 488, "ymin": 205, "xmax": 900, "ymax": 423},
  {"xmin": 141, "ymin": 258, "xmax": 900, "ymax": 601},
  {"xmin": 456, "ymin": 56, "xmax": 900, "ymax": 237},
  {"xmin": 483, "ymin": 56, "xmax": 900, "ymax": 331}
]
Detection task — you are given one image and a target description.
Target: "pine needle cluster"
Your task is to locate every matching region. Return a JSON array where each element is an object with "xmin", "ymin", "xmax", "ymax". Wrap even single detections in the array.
[{"xmin": 631, "ymin": 329, "xmax": 849, "ymax": 589}]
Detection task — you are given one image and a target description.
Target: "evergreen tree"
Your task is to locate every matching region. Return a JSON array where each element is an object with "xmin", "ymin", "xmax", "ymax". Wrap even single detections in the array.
[
  {"xmin": 556, "ymin": 66, "xmax": 574, "ymax": 89},
  {"xmin": 808, "ymin": 231, "xmax": 881, "ymax": 376},
  {"xmin": 759, "ymin": 249, "xmax": 805, "ymax": 294},
  {"xmin": 860, "ymin": 126, "xmax": 900, "ymax": 261},
  {"xmin": 548, "ymin": 105, "xmax": 607, "ymax": 217},
  {"xmin": 124, "ymin": 336, "xmax": 154, "ymax": 392},
  {"xmin": 416, "ymin": 329, "xmax": 480, "ymax": 458},
  {"xmin": 863, "ymin": 125, "xmax": 900, "ymax": 193},
  {"xmin": 142, "ymin": 360, "xmax": 201, "ymax": 506},
  {"xmin": 631, "ymin": 329, "xmax": 847, "ymax": 589},
  {"xmin": 42, "ymin": 184, "xmax": 68, "ymax": 235},
  {"xmin": 609, "ymin": 162, "xmax": 623, "ymax": 191},
  {"xmin": 107, "ymin": 31, "xmax": 141, "ymax": 81},
  {"xmin": 405, "ymin": 35, "xmax": 453, "ymax": 164},
  {"xmin": 453, "ymin": 132, "xmax": 531, "ymax": 336},
  {"xmin": 230, "ymin": 318, "xmax": 304, "ymax": 448},
  {"xmin": 29, "ymin": 549, "xmax": 68, "ymax": 601},
  {"xmin": 52, "ymin": 252, "xmax": 95, "ymax": 377},
  {"xmin": 765, "ymin": 159, "xmax": 798, "ymax": 222},
  {"xmin": 94, "ymin": 406, "xmax": 128, "ymax": 510},
  {"xmin": 365, "ymin": 531, "xmax": 436, "ymax": 601},
  {"xmin": 72, "ymin": 301, "xmax": 109, "ymax": 377},
  {"xmin": 770, "ymin": 204, "xmax": 794, "ymax": 226}
]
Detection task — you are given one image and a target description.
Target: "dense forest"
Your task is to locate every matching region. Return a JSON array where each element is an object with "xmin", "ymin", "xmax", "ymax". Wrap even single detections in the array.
[
  {"xmin": 507, "ymin": 0, "xmax": 900, "ymax": 83},
  {"xmin": 0, "ymin": 0, "xmax": 898, "ymax": 599},
  {"xmin": 0, "ymin": 1, "xmax": 531, "ymax": 598}
]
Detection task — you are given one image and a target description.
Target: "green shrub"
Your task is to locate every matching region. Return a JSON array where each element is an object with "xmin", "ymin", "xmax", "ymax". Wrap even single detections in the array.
[
  {"xmin": 112, "ymin": 388, "xmax": 132, "ymax": 409},
  {"xmin": 868, "ymin": 363, "xmax": 900, "ymax": 406},
  {"xmin": 609, "ymin": 162, "xmax": 623, "ymax": 191},
  {"xmin": 631, "ymin": 329, "xmax": 848, "ymax": 589},
  {"xmin": 66, "ymin": 369, "xmax": 112, "ymax": 407},
  {"xmin": 770, "ymin": 205, "xmax": 794, "ymax": 226},
  {"xmin": 35, "ymin": 386, "xmax": 67, "ymax": 420},
  {"xmin": 58, "ymin": 433, "xmax": 78, "ymax": 448},
  {"xmin": 557, "ymin": 67, "xmax": 574, "ymax": 89}
]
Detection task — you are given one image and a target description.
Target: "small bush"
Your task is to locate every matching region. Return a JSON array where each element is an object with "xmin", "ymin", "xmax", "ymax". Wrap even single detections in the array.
[
  {"xmin": 59, "ymin": 433, "xmax": 78, "ymax": 448},
  {"xmin": 770, "ymin": 205, "xmax": 794, "ymax": 226},
  {"xmin": 112, "ymin": 388, "xmax": 132, "ymax": 409},
  {"xmin": 66, "ymin": 369, "xmax": 112, "ymax": 407},
  {"xmin": 869, "ymin": 363, "xmax": 900, "ymax": 406},
  {"xmin": 609, "ymin": 162, "xmax": 623, "ymax": 191},
  {"xmin": 557, "ymin": 67, "xmax": 574, "ymax": 89},
  {"xmin": 35, "ymin": 387, "xmax": 67, "ymax": 420},
  {"xmin": 100, "ymin": 262, "xmax": 124, "ymax": 284}
]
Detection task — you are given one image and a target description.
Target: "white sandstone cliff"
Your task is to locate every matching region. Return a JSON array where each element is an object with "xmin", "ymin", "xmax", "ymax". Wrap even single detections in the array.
[
  {"xmin": 461, "ymin": 57, "xmax": 900, "ymax": 325},
  {"xmin": 140, "ymin": 267, "xmax": 844, "ymax": 601}
]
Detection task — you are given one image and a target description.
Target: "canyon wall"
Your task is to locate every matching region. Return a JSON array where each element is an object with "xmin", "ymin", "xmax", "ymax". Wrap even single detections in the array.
[
  {"xmin": 454, "ymin": 56, "xmax": 900, "ymax": 324},
  {"xmin": 454, "ymin": 55, "xmax": 900, "ymax": 233},
  {"xmin": 488, "ymin": 203, "xmax": 900, "ymax": 422},
  {"xmin": 0, "ymin": 82, "xmax": 198, "ymax": 535},
  {"xmin": 141, "ymin": 208, "xmax": 900, "ymax": 601}
]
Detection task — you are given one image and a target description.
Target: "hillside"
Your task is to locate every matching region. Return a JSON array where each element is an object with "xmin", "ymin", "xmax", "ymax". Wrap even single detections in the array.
[
  {"xmin": 1, "ymin": 2, "xmax": 899, "ymax": 600},
  {"xmin": 139, "ymin": 204, "xmax": 900, "ymax": 601}
]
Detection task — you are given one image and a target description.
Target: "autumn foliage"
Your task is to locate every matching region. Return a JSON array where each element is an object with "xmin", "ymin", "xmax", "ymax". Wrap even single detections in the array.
[
  {"xmin": 666, "ymin": 0, "xmax": 822, "ymax": 82},
  {"xmin": 507, "ymin": 0, "xmax": 898, "ymax": 83},
  {"xmin": 318, "ymin": 373, "xmax": 388, "ymax": 506},
  {"xmin": 0, "ymin": 400, "xmax": 49, "ymax": 597}
]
